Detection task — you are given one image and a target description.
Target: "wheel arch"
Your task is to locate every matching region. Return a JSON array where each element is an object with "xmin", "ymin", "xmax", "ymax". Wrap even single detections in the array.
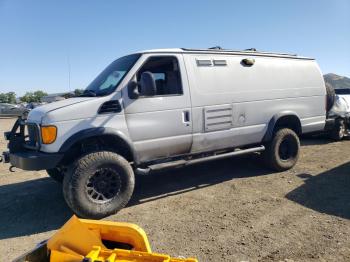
[
  {"xmin": 263, "ymin": 112, "xmax": 302, "ymax": 142},
  {"xmin": 58, "ymin": 127, "xmax": 138, "ymax": 165}
]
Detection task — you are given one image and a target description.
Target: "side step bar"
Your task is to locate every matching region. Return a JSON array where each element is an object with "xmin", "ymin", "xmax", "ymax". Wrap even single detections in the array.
[{"xmin": 136, "ymin": 145, "xmax": 265, "ymax": 175}]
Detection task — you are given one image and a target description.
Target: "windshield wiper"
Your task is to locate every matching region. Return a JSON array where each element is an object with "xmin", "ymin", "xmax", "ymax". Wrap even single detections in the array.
[{"xmin": 80, "ymin": 90, "xmax": 97, "ymax": 97}]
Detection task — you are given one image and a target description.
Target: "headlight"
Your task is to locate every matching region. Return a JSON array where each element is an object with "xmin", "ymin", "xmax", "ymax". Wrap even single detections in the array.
[{"xmin": 41, "ymin": 125, "xmax": 57, "ymax": 144}]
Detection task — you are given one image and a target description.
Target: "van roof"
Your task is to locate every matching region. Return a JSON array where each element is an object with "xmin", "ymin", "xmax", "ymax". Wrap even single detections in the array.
[{"xmin": 136, "ymin": 48, "xmax": 314, "ymax": 60}]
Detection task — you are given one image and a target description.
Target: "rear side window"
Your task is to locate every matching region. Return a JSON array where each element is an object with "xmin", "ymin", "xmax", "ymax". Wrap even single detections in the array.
[{"xmin": 137, "ymin": 56, "xmax": 183, "ymax": 96}]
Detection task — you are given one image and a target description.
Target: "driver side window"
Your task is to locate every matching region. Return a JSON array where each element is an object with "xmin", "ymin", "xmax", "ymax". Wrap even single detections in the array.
[{"xmin": 137, "ymin": 56, "xmax": 183, "ymax": 96}]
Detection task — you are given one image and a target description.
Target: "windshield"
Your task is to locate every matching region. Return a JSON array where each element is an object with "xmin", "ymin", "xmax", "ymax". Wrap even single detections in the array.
[{"xmin": 83, "ymin": 54, "xmax": 141, "ymax": 96}]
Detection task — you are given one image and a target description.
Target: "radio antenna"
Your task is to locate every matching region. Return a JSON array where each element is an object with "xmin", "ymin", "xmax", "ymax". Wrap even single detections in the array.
[{"xmin": 67, "ymin": 53, "xmax": 71, "ymax": 91}]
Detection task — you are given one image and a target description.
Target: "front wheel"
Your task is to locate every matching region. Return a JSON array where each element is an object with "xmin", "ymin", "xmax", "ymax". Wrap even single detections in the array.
[
  {"xmin": 63, "ymin": 151, "xmax": 135, "ymax": 219},
  {"xmin": 263, "ymin": 128, "xmax": 300, "ymax": 172}
]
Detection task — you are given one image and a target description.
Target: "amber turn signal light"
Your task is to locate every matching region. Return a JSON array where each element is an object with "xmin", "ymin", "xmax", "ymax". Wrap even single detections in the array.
[{"xmin": 41, "ymin": 126, "xmax": 57, "ymax": 144}]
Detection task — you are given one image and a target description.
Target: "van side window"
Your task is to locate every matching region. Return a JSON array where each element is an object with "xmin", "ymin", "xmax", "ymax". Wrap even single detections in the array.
[{"xmin": 137, "ymin": 56, "xmax": 183, "ymax": 96}]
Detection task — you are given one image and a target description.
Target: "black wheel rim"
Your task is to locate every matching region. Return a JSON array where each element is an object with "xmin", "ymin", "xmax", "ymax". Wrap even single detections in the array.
[
  {"xmin": 278, "ymin": 136, "xmax": 298, "ymax": 161},
  {"xmin": 86, "ymin": 167, "xmax": 121, "ymax": 203}
]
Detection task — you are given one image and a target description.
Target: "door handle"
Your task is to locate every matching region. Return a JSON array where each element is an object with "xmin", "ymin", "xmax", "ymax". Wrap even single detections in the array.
[{"xmin": 183, "ymin": 110, "xmax": 190, "ymax": 126}]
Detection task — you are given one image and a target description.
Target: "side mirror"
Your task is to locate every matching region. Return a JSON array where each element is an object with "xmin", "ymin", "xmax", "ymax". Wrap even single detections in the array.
[
  {"xmin": 128, "ymin": 80, "xmax": 139, "ymax": 99},
  {"xmin": 139, "ymin": 71, "xmax": 156, "ymax": 96}
]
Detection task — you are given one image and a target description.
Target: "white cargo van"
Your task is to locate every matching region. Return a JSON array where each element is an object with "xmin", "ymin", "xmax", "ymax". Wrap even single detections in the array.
[{"xmin": 2, "ymin": 48, "xmax": 326, "ymax": 218}]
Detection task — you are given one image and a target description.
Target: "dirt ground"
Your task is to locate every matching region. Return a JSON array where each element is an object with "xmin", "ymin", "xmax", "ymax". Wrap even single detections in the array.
[{"xmin": 0, "ymin": 117, "xmax": 350, "ymax": 261}]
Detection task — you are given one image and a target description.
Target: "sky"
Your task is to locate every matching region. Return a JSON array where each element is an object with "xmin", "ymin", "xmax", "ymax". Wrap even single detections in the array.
[{"xmin": 0, "ymin": 0, "xmax": 349, "ymax": 96}]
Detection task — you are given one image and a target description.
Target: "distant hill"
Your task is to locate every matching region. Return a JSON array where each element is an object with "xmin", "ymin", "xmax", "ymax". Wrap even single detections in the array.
[{"xmin": 324, "ymin": 73, "xmax": 350, "ymax": 89}]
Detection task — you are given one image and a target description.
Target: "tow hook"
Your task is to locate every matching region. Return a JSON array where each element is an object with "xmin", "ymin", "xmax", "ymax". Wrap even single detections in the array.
[
  {"xmin": 2, "ymin": 151, "xmax": 10, "ymax": 163},
  {"xmin": 9, "ymin": 165, "xmax": 16, "ymax": 172}
]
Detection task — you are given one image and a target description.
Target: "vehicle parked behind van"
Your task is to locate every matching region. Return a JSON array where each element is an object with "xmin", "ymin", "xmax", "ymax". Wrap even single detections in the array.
[
  {"xmin": 0, "ymin": 103, "xmax": 27, "ymax": 117},
  {"xmin": 326, "ymin": 88, "xmax": 350, "ymax": 140},
  {"xmin": 2, "ymin": 47, "xmax": 326, "ymax": 218}
]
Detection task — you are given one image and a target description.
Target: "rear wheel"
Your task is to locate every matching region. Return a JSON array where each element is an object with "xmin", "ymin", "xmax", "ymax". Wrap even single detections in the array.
[
  {"xmin": 263, "ymin": 128, "xmax": 300, "ymax": 172},
  {"xmin": 63, "ymin": 151, "xmax": 135, "ymax": 219},
  {"xmin": 46, "ymin": 168, "xmax": 64, "ymax": 183}
]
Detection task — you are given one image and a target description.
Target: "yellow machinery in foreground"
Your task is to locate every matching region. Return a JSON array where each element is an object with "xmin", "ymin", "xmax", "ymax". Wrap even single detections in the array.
[{"xmin": 14, "ymin": 216, "xmax": 198, "ymax": 262}]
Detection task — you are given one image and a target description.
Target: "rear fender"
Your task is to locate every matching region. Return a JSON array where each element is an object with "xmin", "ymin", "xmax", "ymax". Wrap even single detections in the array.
[{"xmin": 263, "ymin": 111, "xmax": 300, "ymax": 142}]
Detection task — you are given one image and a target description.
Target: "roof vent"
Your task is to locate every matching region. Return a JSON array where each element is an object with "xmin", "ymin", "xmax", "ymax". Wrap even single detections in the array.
[{"xmin": 208, "ymin": 46, "xmax": 223, "ymax": 50}]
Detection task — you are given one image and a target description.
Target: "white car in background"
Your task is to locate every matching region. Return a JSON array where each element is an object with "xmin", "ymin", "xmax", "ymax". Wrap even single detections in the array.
[
  {"xmin": 0, "ymin": 103, "xmax": 27, "ymax": 117},
  {"xmin": 327, "ymin": 88, "xmax": 350, "ymax": 140}
]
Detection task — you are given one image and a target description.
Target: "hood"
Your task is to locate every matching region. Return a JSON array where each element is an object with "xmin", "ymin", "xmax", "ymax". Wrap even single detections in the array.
[{"xmin": 27, "ymin": 97, "xmax": 95, "ymax": 123}]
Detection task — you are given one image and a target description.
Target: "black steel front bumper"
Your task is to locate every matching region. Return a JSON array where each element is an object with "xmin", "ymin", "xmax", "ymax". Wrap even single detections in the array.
[
  {"xmin": 3, "ymin": 150, "xmax": 63, "ymax": 171},
  {"xmin": 2, "ymin": 117, "xmax": 63, "ymax": 171}
]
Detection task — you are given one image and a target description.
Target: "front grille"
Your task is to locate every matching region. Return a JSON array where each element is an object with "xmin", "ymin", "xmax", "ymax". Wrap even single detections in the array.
[
  {"xmin": 6, "ymin": 118, "xmax": 40, "ymax": 152},
  {"xmin": 26, "ymin": 123, "xmax": 39, "ymax": 148}
]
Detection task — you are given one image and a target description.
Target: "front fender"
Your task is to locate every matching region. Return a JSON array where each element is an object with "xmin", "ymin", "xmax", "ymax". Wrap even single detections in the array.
[{"xmin": 59, "ymin": 127, "xmax": 138, "ymax": 164}]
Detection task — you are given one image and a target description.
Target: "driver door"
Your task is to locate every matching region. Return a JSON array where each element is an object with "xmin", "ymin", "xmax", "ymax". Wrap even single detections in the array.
[{"xmin": 123, "ymin": 54, "xmax": 192, "ymax": 163}]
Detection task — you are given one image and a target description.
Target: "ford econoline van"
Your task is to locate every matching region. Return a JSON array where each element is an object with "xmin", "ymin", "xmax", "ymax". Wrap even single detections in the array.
[{"xmin": 2, "ymin": 48, "xmax": 326, "ymax": 218}]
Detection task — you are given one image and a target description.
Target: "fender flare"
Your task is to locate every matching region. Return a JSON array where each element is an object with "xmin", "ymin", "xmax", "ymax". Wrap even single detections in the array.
[
  {"xmin": 262, "ymin": 111, "xmax": 301, "ymax": 142},
  {"xmin": 59, "ymin": 127, "xmax": 139, "ymax": 164}
]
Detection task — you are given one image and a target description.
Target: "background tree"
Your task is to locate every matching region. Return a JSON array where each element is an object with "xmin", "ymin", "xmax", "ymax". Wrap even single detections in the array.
[
  {"xmin": 74, "ymin": 89, "xmax": 84, "ymax": 96},
  {"xmin": 20, "ymin": 90, "xmax": 48, "ymax": 103},
  {"xmin": 33, "ymin": 90, "xmax": 47, "ymax": 102},
  {"xmin": 20, "ymin": 92, "xmax": 35, "ymax": 103},
  {"xmin": 0, "ymin": 92, "xmax": 17, "ymax": 104},
  {"xmin": 6, "ymin": 92, "xmax": 16, "ymax": 104},
  {"xmin": 0, "ymin": 93, "xmax": 8, "ymax": 103}
]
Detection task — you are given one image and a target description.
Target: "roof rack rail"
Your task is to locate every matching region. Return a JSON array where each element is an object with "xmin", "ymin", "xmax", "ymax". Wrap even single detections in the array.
[
  {"xmin": 208, "ymin": 46, "xmax": 223, "ymax": 50},
  {"xmin": 244, "ymin": 48, "xmax": 257, "ymax": 51},
  {"xmin": 181, "ymin": 47, "xmax": 299, "ymax": 57}
]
